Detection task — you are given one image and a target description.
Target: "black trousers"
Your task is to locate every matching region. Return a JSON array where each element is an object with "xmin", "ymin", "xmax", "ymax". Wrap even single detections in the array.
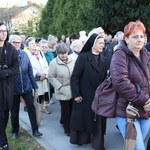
[
  {"xmin": 11, "ymin": 90, "xmax": 38, "ymax": 133},
  {"xmin": 59, "ymin": 99, "xmax": 73, "ymax": 133},
  {"xmin": 38, "ymin": 92, "xmax": 49, "ymax": 103},
  {"xmin": 0, "ymin": 110, "xmax": 9, "ymax": 147}
]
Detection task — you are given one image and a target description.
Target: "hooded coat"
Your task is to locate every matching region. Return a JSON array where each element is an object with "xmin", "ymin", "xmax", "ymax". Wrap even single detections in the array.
[
  {"xmin": 0, "ymin": 42, "xmax": 19, "ymax": 111},
  {"xmin": 110, "ymin": 40, "xmax": 150, "ymax": 119}
]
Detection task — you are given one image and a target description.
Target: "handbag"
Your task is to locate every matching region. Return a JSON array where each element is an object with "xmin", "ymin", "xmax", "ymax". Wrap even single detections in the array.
[
  {"xmin": 91, "ymin": 71, "xmax": 117, "ymax": 118},
  {"xmin": 33, "ymin": 90, "xmax": 43, "ymax": 126}
]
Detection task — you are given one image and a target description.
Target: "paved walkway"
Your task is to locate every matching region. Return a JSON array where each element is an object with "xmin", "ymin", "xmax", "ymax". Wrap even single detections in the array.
[{"xmin": 19, "ymin": 100, "xmax": 124, "ymax": 150}]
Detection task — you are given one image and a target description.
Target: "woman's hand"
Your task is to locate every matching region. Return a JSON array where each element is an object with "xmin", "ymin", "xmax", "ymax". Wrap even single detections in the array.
[
  {"xmin": 145, "ymin": 98, "xmax": 150, "ymax": 105},
  {"xmin": 40, "ymin": 73, "xmax": 46, "ymax": 80},
  {"xmin": 143, "ymin": 98, "xmax": 150, "ymax": 115},
  {"xmin": 74, "ymin": 96, "xmax": 83, "ymax": 103}
]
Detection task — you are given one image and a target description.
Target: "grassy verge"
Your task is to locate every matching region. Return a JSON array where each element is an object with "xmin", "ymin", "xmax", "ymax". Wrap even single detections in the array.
[{"xmin": 6, "ymin": 119, "xmax": 45, "ymax": 150}]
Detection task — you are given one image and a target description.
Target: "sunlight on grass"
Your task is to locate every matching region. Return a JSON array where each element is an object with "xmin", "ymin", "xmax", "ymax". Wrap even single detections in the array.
[{"xmin": 6, "ymin": 118, "xmax": 45, "ymax": 150}]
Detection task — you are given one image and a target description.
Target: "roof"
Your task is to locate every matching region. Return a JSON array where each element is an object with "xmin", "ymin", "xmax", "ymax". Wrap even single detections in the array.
[{"xmin": 0, "ymin": 4, "xmax": 39, "ymax": 21}]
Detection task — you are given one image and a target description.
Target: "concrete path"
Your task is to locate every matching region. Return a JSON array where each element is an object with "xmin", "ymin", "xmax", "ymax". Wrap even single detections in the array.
[{"xmin": 19, "ymin": 100, "xmax": 124, "ymax": 150}]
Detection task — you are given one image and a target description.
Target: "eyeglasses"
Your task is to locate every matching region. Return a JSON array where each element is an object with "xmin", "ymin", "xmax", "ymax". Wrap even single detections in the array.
[
  {"xmin": 0, "ymin": 30, "xmax": 7, "ymax": 34},
  {"xmin": 41, "ymin": 46, "xmax": 48, "ymax": 49},
  {"xmin": 12, "ymin": 41, "xmax": 21, "ymax": 44}
]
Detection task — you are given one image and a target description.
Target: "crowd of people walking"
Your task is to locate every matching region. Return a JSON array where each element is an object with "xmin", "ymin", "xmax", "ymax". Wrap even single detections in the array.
[{"xmin": 0, "ymin": 20, "xmax": 150, "ymax": 150}]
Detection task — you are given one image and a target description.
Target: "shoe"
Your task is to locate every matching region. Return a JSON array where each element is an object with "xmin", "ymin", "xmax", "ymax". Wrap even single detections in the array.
[
  {"xmin": 24, "ymin": 106, "xmax": 28, "ymax": 112},
  {"xmin": 116, "ymin": 125, "xmax": 119, "ymax": 130},
  {"xmin": 65, "ymin": 132, "xmax": 70, "ymax": 136},
  {"xmin": 33, "ymin": 130, "xmax": 43, "ymax": 137},
  {"xmin": 12, "ymin": 133, "xmax": 18, "ymax": 138},
  {"xmin": 1, "ymin": 144, "xmax": 9, "ymax": 150},
  {"xmin": 50, "ymin": 99, "xmax": 54, "ymax": 104},
  {"xmin": 43, "ymin": 107, "xmax": 51, "ymax": 114}
]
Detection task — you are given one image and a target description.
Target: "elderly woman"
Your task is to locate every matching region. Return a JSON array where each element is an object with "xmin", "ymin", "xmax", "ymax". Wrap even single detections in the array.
[
  {"xmin": 47, "ymin": 35, "xmax": 58, "ymax": 57},
  {"xmin": 110, "ymin": 21, "xmax": 150, "ymax": 150},
  {"xmin": 9, "ymin": 35, "xmax": 42, "ymax": 138},
  {"xmin": 69, "ymin": 39, "xmax": 83, "ymax": 61},
  {"xmin": 25, "ymin": 37, "xmax": 50, "ymax": 117},
  {"xmin": 48, "ymin": 43, "xmax": 75, "ymax": 136},
  {"xmin": 39, "ymin": 39, "xmax": 55, "ymax": 108},
  {"xmin": 70, "ymin": 33, "xmax": 107, "ymax": 150}
]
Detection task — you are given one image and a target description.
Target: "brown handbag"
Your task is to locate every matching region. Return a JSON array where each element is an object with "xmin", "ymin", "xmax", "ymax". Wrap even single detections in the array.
[{"xmin": 91, "ymin": 73, "xmax": 117, "ymax": 118}]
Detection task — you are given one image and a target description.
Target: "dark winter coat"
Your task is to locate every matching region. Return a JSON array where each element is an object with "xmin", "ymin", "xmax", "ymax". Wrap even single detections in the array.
[
  {"xmin": 110, "ymin": 40, "xmax": 150, "ymax": 119},
  {"xmin": 0, "ymin": 42, "xmax": 19, "ymax": 111},
  {"xmin": 14, "ymin": 49, "xmax": 38, "ymax": 95},
  {"xmin": 70, "ymin": 50, "xmax": 107, "ymax": 135},
  {"xmin": 144, "ymin": 42, "xmax": 150, "ymax": 52},
  {"xmin": 102, "ymin": 40, "xmax": 115, "ymax": 67}
]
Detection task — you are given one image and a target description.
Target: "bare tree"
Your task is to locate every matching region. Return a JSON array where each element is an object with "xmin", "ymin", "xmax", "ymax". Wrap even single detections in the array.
[{"xmin": 0, "ymin": 6, "xmax": 22, "ymax": 32}]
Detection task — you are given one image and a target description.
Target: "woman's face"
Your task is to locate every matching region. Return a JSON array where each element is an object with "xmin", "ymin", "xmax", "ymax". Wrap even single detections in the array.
[
  {"xmin": 28, "ymin": 40, "xmax": 37, "ymax": 51},
  {"xmin": 11, "ymin": 39, "xmax": 21, "ymax": 50},
  {"xmin": 73, "ymin": 43, "xmax": 83, "ymax": 53},
  {"xmin": 125, "ymin": 31, "xmax": 144, "ymax": 53},
  {"xmin": 93, "ymin": 38, "xmax": 104, "ymax": 53},
  {"xmin": 58, "ymin": 52, "xmax": 68, "ymax": 61},
  {"xmin": 0, "ymin": 24, "xmax": 7, "ymax": 42},
  {"xmin": 40, "ymin": 43, "xmax": 48, "ymax": 53}
]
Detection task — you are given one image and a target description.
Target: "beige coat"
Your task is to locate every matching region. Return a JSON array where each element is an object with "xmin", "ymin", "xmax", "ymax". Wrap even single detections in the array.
[
  {"xmin": 26, "ymin": 50, "xmax": 48, "ymax": 96},
  {"xmin": 48, "ymin": 56, "xmax": 75, "ymax": 100}
]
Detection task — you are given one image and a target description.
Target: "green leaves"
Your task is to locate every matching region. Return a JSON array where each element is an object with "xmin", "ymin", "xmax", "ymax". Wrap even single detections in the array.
[{"xmin": 38, "ymin": 0, "xmax": 150, "ymax": 40}]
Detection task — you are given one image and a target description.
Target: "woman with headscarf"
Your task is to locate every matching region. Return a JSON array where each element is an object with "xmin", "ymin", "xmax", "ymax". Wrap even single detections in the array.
[{"xmin": 70, "ymin": 33, "xmax": 108, "ymax": 150}]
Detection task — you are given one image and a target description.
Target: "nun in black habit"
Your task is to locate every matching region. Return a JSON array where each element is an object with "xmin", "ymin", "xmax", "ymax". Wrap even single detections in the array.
[{"xmin": 70, "ymin": 33, "xmax": 108, "ymax": 150}]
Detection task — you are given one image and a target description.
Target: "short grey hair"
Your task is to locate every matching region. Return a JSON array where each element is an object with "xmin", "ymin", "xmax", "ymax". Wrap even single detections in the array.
[
  {"xmin": 39, "ymin": 39, "xmax": 47, "ymax": 46},
  {"xmin": 56, "ymin": 43, "xmax": 68, "ymax": 54},
  {"xmin": 70, "ymin": 39, "xmax": 82, "ymax": 50},
  {"xmin": 9, "ymin": 34, "xmax": 21, "ymax": 43},
  {"xmin": 116, "ymin": 31, "xmax": 124, "ymax": 37},
  {"xmin": 25, "ymin": 37, "xmax": 35, "ymax": 46},
  {"xmin": 47, "ymin": 35, "xmax": 57, "ymax": 47}
]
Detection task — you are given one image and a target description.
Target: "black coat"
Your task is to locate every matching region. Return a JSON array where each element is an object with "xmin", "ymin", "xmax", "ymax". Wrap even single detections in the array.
[
  {"xmin": 70, "ymin": 50, "xmax": 107, "ymax": 135},
  {"xmin": 0, "ymin": 42, "xmax": 19, "ymax": 111}
]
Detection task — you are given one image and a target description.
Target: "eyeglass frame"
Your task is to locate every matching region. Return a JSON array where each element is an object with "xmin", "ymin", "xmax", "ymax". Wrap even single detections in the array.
[{"xmin": 0, "ymin": 30, "xmax": 8, "ymax": 34}]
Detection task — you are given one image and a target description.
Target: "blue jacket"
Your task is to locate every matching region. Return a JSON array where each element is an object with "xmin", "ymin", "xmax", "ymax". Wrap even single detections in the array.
[{"xmin": 14, "ymin": 49, "xmax": 38, "ymax": 95}]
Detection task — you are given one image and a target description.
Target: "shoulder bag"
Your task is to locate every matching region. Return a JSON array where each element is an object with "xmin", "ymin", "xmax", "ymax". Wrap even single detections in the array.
[{"xmin": 91, "ymin": 70, "xmax": 117, "ymax": 118}]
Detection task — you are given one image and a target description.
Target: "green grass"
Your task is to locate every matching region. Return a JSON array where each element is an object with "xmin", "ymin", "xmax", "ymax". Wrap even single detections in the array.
[{"xmin": 6, "ymin": 119, "xmax": 45, "ymax": 150}]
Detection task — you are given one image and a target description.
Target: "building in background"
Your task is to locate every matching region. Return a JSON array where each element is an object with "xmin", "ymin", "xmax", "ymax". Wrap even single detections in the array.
[{"xmin": 0, "ymin": 0, "xmax": 45, "ymax": 34}]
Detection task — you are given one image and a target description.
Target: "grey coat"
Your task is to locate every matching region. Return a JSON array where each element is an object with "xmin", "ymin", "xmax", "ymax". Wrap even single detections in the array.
[{"xmin": 48, "ymin": 55, "xmax": 75, "ymax": 100}]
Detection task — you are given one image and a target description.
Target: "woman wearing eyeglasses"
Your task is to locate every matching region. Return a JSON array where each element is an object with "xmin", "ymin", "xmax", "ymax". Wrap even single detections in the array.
[
  {"xmin": 9, "ymin": 35, "xmax": 42, "ymax": 139},
  {"xmin": 0, "ymin": 23, "xmax": 19, "ymax": 150}
]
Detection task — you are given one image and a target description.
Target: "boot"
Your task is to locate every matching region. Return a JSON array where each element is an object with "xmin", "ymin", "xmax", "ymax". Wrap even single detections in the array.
[{"xmin": 42, "ymin": 101, "xmax": 51, "ymax": 114}]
